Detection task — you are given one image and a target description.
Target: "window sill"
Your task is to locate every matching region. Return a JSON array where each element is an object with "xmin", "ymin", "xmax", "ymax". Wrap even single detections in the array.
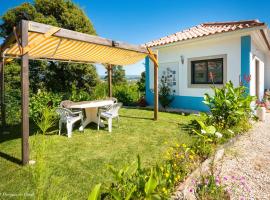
[{"xmin": 188, "ymin": 84, "xmax": 224, "ymax": 88}]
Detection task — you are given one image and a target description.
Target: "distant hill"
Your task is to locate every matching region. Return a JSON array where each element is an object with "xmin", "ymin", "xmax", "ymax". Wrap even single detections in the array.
[{"xmin": 100, "ymin": 75, "xmax": 140, "ymax": 81}]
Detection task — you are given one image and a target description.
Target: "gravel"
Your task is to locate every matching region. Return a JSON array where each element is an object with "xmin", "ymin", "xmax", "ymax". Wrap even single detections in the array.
[{"xmin": 213, "ymin": 114, "xmax": 270, "ymax": 199}]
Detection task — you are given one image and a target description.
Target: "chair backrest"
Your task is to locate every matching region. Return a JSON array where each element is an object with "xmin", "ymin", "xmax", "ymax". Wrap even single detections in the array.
[
  {"xmin": 106, "ymin": 97, "xmax": 118, "ymax": 103},
  {"xmin": 60, "ymin": 100, "xmax": 74, "ymax": 108},
  {"xmin": 106, "ymin": 102, "xmax": 122, "ymax": 117},
  {"xmin": 56, "ymin": 107, "xmax": 74, "ymax": 120}
]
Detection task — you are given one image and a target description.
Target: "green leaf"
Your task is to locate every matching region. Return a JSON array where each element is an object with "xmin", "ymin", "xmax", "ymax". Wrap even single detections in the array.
[
  {"xmin": 88, "ymin": 184, "xmax": 101, "ymax": 200},
  {"xmin": 125, "ymin": 185, "xmax": 136, "ymax": 200},
  {"xmin": 205, "ymin": 126, "xmax": 216, "ymax": 134},
  {"xmin": 110, "ymin": 190, "xmax": 122, "ymax": 200},
  {"xmin": 145, "ymin": 169, "xmax": 158, "ymax": 196}
]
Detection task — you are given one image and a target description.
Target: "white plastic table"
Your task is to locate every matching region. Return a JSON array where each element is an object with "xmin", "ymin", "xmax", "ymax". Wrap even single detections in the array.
[{"xmin": 69, "ymin": 100, "xmax": 114, "ymax": 131}]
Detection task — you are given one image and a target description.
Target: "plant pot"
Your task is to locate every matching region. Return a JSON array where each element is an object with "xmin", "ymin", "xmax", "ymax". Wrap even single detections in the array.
[{"xmin": 256, "ymin": 107, "xmax": 266, "ymax": 122}]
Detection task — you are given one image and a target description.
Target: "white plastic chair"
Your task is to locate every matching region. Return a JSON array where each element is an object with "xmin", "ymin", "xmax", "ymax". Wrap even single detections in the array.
[
  {"xmin": 56, "ymin": 108, "xmax": 83, "ymax": 138},
  {"xmin": 97, "ymin": 102, "xmax": 122, "ymax": 132}
]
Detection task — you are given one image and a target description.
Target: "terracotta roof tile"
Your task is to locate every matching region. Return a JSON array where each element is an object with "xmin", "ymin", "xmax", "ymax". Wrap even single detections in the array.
[{"xmin": 145, "ymin": 20, "xmax": 265, "ymax": 47}]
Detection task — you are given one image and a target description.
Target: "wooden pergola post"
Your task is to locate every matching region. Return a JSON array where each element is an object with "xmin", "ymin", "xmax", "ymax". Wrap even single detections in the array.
[
  {"xmin": 0, "ymin": 58, "xmax": 5, "ymax": 127},
  {"xmin": 153, "ymin": 54, "xmax": 158, "ymax": 120},
  {"xmin": 146, "ymin": 48, "xmax": 159, "ymax": 120},
  {"xmin": 107, "ymin": 64, "xmax": 113, "ymax": 98},
  {"xmin": 21, "ymin": 20, "xmax": 30, "ymax": 165}
]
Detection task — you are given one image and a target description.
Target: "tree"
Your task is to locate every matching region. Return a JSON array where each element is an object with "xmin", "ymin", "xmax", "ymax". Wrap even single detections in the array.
[
  {"xmin": 105, "ymin": 65, "xmax": 127, "ymax": 85},
  {"xmin": 137, "ymin": 71, "xmax": 146, "ymax": 93},
  {"xmin": 0, "ymin": 0, "xmax": 99, "ymax": 93}
]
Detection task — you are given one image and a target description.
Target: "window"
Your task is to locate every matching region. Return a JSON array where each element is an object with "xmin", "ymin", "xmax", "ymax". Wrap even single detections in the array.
[{"xmin": 191, "ymin": 58, "xmax": 223, "ymax": 84}]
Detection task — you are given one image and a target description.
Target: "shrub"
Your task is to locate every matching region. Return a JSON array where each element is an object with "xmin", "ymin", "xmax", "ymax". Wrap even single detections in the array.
[
  {"xmin": 113, "ymin": 83, "xmax": 139, "ymax": 106},
  {"xmin": 203, "ymin": 81, "xmax": 255, "ymax": 129},
  {"xmin": 4, "ymin": 89, "xmax": 21, "ymax": 124},
  {"xmin": 159, "ymin": 78, "xmax": 174, "ymax": 109},
  {"xmin": 30, "ymin": 90, "xmax": 63, "ymax": 120}
]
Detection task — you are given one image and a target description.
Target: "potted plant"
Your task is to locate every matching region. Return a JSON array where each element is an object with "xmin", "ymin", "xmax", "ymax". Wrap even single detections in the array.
[{"xmin": 256, "ymin": 100, "xmax": 266, "ymax": 122}]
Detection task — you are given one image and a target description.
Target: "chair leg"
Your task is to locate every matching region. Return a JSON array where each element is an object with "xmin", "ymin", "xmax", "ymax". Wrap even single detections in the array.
[
  {"xmin": 97, "ymin": 114, "xmax": 100, "ymax": 131},
  {"xmin": 108, "ymin": 118, "xmax": 112, "ymax": 133},
  {"xmin": 67, "ymin": 123, "xmax": 73, "ymax": 138},
  {"xmin": 59, "ymin": 121, "xmax": 62, "ymax": 135}
]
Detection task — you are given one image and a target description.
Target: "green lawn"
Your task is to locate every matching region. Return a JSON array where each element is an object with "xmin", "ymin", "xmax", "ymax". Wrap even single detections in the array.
[{"xmin": 0, "ymin": 108, "xmax": 196, "ymax": 199}]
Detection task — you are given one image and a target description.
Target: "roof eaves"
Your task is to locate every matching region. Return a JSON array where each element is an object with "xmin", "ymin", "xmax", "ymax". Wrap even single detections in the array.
[{"xmin": 148, "ymin": 25, "xmax": 266, "ymax": 49}]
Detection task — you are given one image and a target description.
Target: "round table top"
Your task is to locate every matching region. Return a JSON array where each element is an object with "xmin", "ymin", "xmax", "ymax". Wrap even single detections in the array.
[{"xmin": 69, "ymin": 100, "xmax": 114, "ymax": 109}]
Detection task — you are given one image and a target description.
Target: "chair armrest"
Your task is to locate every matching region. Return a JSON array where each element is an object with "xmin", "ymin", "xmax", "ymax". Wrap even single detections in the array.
[{"xmin": 71, "ymin": 111, "xmax": 82, "ymax": 115}]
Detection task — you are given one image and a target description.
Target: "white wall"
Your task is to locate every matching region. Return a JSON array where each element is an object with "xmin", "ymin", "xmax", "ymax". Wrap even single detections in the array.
[
  {"xmin": 265, "ymin": 55, "xmax": 270, "ymax": 89},
  {"xmin": 149, "ymin": 34, "xmax": 242, "ymax": 97},
  {"xmin": 251, "ymin": 40, "xmax": 265, "ymax": 99}
]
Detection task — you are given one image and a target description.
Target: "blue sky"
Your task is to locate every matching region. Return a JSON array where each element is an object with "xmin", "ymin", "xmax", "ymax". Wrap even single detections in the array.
[{"xmin": 1, "ymin": 0, "xmax": 270, "ymax": 75}]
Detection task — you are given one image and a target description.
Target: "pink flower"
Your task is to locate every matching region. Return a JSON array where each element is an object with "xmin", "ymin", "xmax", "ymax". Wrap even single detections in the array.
[
  {"xmin": 189, "ymin": 188, "xmax": 193, "ymax": 193},
  {"xmin": 223, "ymin": 176, "xmax": 228, "ymax": 181}
]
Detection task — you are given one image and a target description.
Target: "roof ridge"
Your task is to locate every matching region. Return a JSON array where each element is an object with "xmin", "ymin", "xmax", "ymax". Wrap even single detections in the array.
[{"xmin": 202, "ymin": 19, "xmax": 264, "ymax": 26}]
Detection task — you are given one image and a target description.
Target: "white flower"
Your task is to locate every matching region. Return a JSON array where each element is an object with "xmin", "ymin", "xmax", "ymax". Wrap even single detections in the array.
[
  {"xmin": 201, "ymin": 129, "xmax": 206, "ymax": 134},
  {"xmin": 215, "ymin": 132, "xmax": 223, "ymax": 138}
]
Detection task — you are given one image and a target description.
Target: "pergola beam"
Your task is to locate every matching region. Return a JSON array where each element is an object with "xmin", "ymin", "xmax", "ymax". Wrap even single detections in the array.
[
  {"xmin": 20, "ymin": 20, "xmax": 30, "ymax": 165},
  {"xmin": 28, "ymin": 21, "xmax": 148, "ymax": 54}
]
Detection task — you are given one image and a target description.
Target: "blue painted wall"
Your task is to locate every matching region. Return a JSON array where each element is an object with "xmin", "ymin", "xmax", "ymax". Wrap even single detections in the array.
[{"xmin": 241, "ymin": 35, "xmax": 251, "ymax": 94}]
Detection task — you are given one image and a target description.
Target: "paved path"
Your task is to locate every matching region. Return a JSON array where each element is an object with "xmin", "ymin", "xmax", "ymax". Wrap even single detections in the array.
[{"xmin": 214, "ymin": 114, "xmax": 270, "ymax": 200}]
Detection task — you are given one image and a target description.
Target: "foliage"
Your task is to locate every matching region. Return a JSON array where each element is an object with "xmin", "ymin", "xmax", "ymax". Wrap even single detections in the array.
[
  {"xmin": 89, "ymin": 143, "xmax": 198, "ymax": 199},
  {"xmin": 193, "ymin": 175, "xmax": 229, "ymax": 200},
  {"xmin": 88, "ymin": 184, "xmax": 101, "ymax": 200},
  {"xmin": 0, "ymin": 0, "xmax": 99, "ymax": 94},
  {"xmin": 30, "ymin": 90, "xmax": 63, "ymax": 120},
  {"xmin": 159, "ymin": 78, "xmax": 174, "ymax": 109},
  {"xmin": 105, "ymin": 65, "xmax": 127, "ymax": 85},
  {"xmin": 203, "ymin": 81, "xmax": 255, "ymax": 129},
  {"xmin": 35, "ymin": 107, "xmax": 57, "ymax": 135},
  {"xmin": 113, "ymin": 83, "xmax": 140, "ymax": 106},
  {"xmin": 137, "ymin": 71, "xmax": 146, "ymax": 93},
  {"xmin": 190, "ymin": 120, "xmax": 218, "ymax": 159}
]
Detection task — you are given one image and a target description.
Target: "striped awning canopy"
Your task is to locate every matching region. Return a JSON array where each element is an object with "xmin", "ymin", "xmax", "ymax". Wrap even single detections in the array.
[{"xmin": 2, "ymin": 21, "xmax": 148, "ymax": 66}]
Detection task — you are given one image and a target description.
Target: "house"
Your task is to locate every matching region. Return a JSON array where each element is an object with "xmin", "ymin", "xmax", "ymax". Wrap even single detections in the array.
[{"xmin": 145, "ymin": 20, "xmax": 270, "ymax": 112}]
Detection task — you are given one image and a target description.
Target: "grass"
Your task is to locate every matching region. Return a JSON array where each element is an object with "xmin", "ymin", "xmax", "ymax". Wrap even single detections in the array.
[{"xmin": 0, "ymin": 108, "xmax": 197, "ymax": 199}]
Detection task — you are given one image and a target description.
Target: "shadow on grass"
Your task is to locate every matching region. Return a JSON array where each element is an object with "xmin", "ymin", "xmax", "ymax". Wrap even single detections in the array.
[
  {"xmin": 0, "ymin": 119, "xmax": 39, "ymax": 165},
  {"xmin": 0, "ymin": 151, "xmax": 21, "ymax": 165},
  {"xmin": 120, "ymin": 115, "xmax": 153, "ymax": 121}
]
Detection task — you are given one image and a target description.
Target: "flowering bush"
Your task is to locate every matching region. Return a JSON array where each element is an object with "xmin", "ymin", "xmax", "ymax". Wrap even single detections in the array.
[
  {"xmin": 190, "ymin": 174, "xmax": 252, "ymax": 200},
  {"xmin": 88, "ymin": 143, "xmax": 199, "ymax": 199}
]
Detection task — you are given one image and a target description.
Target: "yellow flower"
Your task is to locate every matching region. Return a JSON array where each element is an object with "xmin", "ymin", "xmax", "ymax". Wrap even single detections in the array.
[
  {"xmin": 182, "ymin": 144, "xmax": 187, "ymax": 148},
  {"xmin": 189, "ymin": 155, "xmax": 194, "ymax": 160},
  {"xmin": 173, "ymin": 163, "xmax": 177, "ymax": 168},
  {"xmin": 175, "ymin": 143, "xmax": 180, "ymax": 148},
  {"xmin": 165, "ymin": 173, "xmax": 169, "ymax": 178},
  {"xmin": 180, "ymin": 155, "xmax": 185, "ymax": 159},
  {"xmin": 162, "ymin": 187, "xmax": 166, "ymax": 192}
]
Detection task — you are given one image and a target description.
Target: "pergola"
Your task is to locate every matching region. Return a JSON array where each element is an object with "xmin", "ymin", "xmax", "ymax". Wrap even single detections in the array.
[{"xmin": 0, "ymin": 20, "xmax": 159, "ymax": 165}]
